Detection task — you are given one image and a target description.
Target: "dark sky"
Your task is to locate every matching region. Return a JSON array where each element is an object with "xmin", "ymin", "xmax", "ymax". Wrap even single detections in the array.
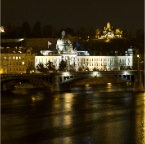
[{"xmin": 1, "ymin": 0, "xmax": 144, "ymax": 33}]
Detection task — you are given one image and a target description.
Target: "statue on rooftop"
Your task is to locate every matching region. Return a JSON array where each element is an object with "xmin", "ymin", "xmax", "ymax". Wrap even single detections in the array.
[{"xmin": 56, "ymin": 31, "xmax": 74, "ymax": 54}]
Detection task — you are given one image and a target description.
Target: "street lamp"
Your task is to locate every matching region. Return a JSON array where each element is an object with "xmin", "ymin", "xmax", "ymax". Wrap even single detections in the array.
[{"xmin": 137, "ymin": 54, "xmax": 140, "ymax": 71}]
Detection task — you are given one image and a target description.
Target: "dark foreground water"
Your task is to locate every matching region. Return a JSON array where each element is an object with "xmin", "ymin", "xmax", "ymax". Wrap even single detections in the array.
[{"xmin": 1, "ymin": 87, "xmax": 145, "ymax": 144}]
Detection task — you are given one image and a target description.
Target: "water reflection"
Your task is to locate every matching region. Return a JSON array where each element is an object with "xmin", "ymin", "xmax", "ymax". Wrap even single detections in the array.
[
  {"xmin": 143, "ymin": 93, "xmax": 145, "ymax": 143},
  {"xmin": 1, "ymin": 89, "xmax": 145, "ymax": 144},
  {"xmin": 134, "ymin": 93, "xmax": 145, "ymax": 144}
]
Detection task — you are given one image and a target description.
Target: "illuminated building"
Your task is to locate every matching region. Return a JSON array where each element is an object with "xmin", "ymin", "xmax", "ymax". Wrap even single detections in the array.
[
  {"xmin": 0, "ymin": 31, "xmax": 133, "ymax": 74},
  {"xmin": 0, "ymin": 47, "xmax": 35, "ymax": 74},
  {"xmin": 95, "ymin": 22, "xmax": 123, "ymax": 42},
  {"xmin": 35, "ymin": 31, "xmax": 133, "ymax": 72}
]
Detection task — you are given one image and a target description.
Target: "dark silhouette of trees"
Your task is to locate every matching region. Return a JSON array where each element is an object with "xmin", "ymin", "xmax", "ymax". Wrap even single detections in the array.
[
  {"xmin": 36, "ymin": 62, "xmax": 48, "ymax": 73},
  {"xmin": 42, "ymin": 24, "xmax": 55, "ymax": 37},
  {"xmin": 58, "ymin": 60, "xmax": 66, "ymax": 71},
  {"xmin": 36, "ymin": 61, "xmax": 56, "ymax": 73},
  {"xmin": 21, "ymin": 22, "xmax": 32, "ymax": 38},
  {"xmin": 45, "ymin": 60, "xmax": 56, "ymax": 72},
  {"xmin": 32, "ymin": 21, "xmax": 42, "ymax": 38}
]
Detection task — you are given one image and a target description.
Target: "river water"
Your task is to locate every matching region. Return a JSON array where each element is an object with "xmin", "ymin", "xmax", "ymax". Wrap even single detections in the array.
[{"xmin": 1, "ymin": 86, "xmax": 145, "ymax": 144}]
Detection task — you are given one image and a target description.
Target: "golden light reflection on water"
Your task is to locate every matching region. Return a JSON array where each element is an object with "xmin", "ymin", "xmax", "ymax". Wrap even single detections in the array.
[
  {"xmin": 51, "ymin": 93, "xmax": 74, "ymax": 127},
  {"xmin": 134, "ymin": 92, "xmax": 145, "ymax": 144},
  {"xmin": 143, "ymin": 93, "xmax": 145, "ymax": 144},
  {"xmin": 64, "ymin": 93, "xmax": 74, "ymax": 111}
]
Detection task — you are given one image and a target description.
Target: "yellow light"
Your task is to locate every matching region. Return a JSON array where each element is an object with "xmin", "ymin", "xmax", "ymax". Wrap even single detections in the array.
[
  {"xmin": 63, "ymin": 72, "xmax": 70, "ymax": 76},
  {"xmin": 107, "ymin": 83, "xmax": 112, "ymax": 88},
  {"xmin": 85, "ymin": 84, "xmax": 90, "ymax": 87},
  {"xmin": 31, "ymin": 96, "xmax": 36, "ymax": 102},
  {"xmin": 107, "ymin": 83, "xmax": 111, "ymax": 85},
  {"xmin": 0, "ymin": 67, "xmax": 4, "ymax": 74}
]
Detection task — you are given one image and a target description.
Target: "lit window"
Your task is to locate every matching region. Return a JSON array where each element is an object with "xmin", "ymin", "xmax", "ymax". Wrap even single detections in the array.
[
  {"xmin": 13, "ymin": 56, "xmax": 15, "ymax": 59},
  {"xmin": 16, "ymin": 56, "xmax": 18, "ymax": 60},
  {"xmin": 22, "ymin": 61, "xmax": 25, "ymax": 65},
  {"xmin": 19, "ymin": 56, "xmax": 21, "ymax": 59}
]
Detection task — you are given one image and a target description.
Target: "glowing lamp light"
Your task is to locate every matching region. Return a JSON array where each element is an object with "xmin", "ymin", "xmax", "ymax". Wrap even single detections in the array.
[
  {"xmin": 85, "ymin": 84, "xmax": 90, "ymax": 87},
  {"xmin": 107, "ymin": 83, "xmax": 112, "ymax": 88},
  {"xmin": 0, "ymin": 26, "xmax": 4, "ymax": 33},
  {"xmin": 93, "ymin": 71, "xmax": 98, "ymax": 77},
  {"xmin": 63, "ymin": 72, "xmax": 70, "ymax": 76}
]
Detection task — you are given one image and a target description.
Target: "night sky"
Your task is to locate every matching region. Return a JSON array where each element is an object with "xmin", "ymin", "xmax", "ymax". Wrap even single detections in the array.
[{"xmin": 1, "ymin": 0, "xmax": 144, "ymax": 33}]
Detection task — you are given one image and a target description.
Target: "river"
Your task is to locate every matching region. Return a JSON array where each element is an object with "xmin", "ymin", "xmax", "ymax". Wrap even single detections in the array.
[{"xmin": 1, "ymin": 86, "xmax": 145, "ymax": 144}]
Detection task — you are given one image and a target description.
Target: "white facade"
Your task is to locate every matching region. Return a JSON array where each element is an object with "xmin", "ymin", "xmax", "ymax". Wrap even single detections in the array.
[{"xmin": 35, "ymin": 54, "xmax": 133, "ymax": 72}]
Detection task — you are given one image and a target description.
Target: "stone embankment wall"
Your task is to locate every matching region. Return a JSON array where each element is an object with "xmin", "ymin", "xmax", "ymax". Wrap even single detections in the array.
[{"xmin": 74, "ymin": 77, "xmax": 127, "ymax": 85}]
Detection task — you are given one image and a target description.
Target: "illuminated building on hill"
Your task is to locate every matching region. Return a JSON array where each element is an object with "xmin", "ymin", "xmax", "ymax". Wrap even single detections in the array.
[{"xmin": 95, "ymin": 22, "xmax": 123, "ymax": 42}]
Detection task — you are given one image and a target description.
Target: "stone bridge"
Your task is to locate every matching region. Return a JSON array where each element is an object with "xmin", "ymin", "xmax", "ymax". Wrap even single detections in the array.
[{"xmin": 1, "ymin": 70, "xmax": 144, "ymax": 91}]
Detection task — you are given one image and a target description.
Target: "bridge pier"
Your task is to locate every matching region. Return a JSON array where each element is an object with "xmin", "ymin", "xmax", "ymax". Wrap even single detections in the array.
[
  {"xmin": 133, "ymin": 71, "xmax": 144, "ymax": 92},
  {"xmin": 2, "ymin": 84, "xmax": 7, "ymax": 91},
  {"xmin": 51, "ymin": 74, "xmax": 61, "ymax": 92}
]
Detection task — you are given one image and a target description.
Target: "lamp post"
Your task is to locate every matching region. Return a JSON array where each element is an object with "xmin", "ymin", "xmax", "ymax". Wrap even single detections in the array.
[
  {"xmin": 137, "ymin": 54, "xmax": 140, "ymax": 71},
  {"xmin": 133, "ymin": 54, "xmax": 144, "ymax": 92}
]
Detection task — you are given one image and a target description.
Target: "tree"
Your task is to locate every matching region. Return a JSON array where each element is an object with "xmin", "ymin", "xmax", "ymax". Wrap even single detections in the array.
[
  {"xmin": 32, "ymin": 21, "xmax": 42, "ymax": 38},
  {"xmin": 21, "ymin": 22, "xmax": 31, "ymax": 38},
  {"xmin": 36, "ymin": 62, "xmax": 48, "ymax": 73},
  {"xmin": 58, "ymin": 60, "xmax": 66, "ymax": 71},
  {"xmin": 45, "ymin": 60, "xmax": 56, "ymax": 72},
  {"xmin": 78, "ymin": 67, "xmax": 83, "ymax": 72},
  {"xmin": 42, "ymin": 24, "xmax": 54, "ymax": 37}
]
